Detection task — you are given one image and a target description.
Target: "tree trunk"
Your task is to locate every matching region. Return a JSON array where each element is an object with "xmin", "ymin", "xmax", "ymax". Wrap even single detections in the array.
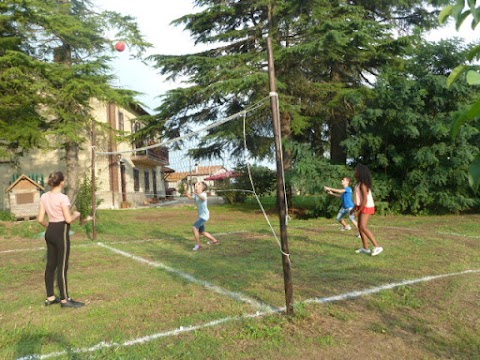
[
  {"xmin": 56, "ymin": 0, "xmax": 79, "ymax": 199},
  {"xmin": 64, "ymin": 142, "xmax": 79, "ymax": 200},
  {"xmin": 330, "ymin": 116, "xmax": 347, "ymax": 165}
]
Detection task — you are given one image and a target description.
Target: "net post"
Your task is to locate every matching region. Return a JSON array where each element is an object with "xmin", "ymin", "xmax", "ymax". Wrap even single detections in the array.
[
  {"xmin": 91, "ymin": 120, "xmax": 97, "ymax": 241},
  {"xmin": 267, "ymin": 36, "xmax": 294, "ymax": 315}
]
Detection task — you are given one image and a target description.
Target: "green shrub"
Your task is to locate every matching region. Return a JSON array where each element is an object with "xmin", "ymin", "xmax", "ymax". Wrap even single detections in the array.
[
  {"xmin": 218, "ymin": 182, "xmax": 247, "ymax": 204},
  {"xmin": 305, "ymin": 194, "xmax": 338, "ymax": 219},
  {"xmin": 178, "ymin": 182, "xmax": 186, "ymax": 196},
  {"xmin": 76, "ymin": 175, "xmax": 102, "ymax": 219}
]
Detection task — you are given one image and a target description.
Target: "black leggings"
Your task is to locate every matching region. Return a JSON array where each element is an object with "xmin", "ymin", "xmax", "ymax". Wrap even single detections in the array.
[{"xmin": 44, "ymin": 222, "xmax": 70, "ymax": 300}]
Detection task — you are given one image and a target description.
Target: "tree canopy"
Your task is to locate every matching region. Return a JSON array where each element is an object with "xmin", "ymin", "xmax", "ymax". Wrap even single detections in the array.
[
  {"xmin": 146, "ymin": 0, "xmax": 479, "ymax": 213},
  {"xmin": 2, "ymin": 0, "xmax": 478, "ymax": 213},
  {"xmin": 344, "ymin": 39, "xmax": 480, "ymax": 213},
  {"xmin": 148, "ymin": 0, "xmax": 448, "ymax": 165},
  {"xmin": 439, "ymin": 0, "xmax": 480, "ymax": 192},
  {"xmin": 0, "ymin": 0, "xmax": 150, "ymax": 194}
]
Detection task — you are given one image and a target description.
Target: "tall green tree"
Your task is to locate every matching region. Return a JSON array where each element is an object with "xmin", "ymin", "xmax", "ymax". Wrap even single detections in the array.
[
  {"xmin": 0, "ymin": 0, "xmax": 150, "ymax": 196},
  {"xmin": 0, "ymin": 1, "xmax": 49, "ymax": 160},
  {"xmin": 439, "ymin": 0, "xmax": 480, "ymax": 192},
  {"xmin": 344, "ymin": 39, "xmax": 480, "ymax": 213},
  {"xmin": 147, "ymin": 0, "xmax": 446, "ymax": 169}
]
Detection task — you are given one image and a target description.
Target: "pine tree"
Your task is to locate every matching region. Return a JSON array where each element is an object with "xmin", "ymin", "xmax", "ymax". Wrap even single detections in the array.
[
  {"xmin": 0, "ymin": 1, "xmax": 49, "ymax": 160},
  {"xmin": 1, "ymin": 0, "xmax": 150, "ymax": 196},
  {"xmin": 147, "ymin": 0, "xmax": 446, "ymax": 167}
]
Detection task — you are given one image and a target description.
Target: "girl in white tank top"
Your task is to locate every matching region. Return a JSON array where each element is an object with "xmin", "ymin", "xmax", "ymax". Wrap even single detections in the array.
[
  {"xmin": 354, "ymin": 184, "xmax": 375, "ymax": 210},
  {"xmin": 353, "ymin": 165, "xmax": 383, "ymax": 256}
]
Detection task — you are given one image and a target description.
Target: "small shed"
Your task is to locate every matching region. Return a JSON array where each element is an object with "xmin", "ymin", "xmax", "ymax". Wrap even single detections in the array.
[{"xmin": 5, "ymin": 174, "xmax": 44, "ymax": 220}]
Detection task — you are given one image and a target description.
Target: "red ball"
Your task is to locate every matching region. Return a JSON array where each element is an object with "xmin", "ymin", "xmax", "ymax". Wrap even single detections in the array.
[{"xmin": 115, "ymin": 41, "xmax": 126, "ymax": 52}]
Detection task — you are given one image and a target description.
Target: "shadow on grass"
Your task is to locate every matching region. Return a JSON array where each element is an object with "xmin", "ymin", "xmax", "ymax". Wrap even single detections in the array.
[
  {"xmin": 368, "ymin": 277, "xmax": 480, "ymax": 360},
  {"xmin": 109, "ymin": 229, "xmax": 284, "ymax": 306},
  {"xmin": 15, "ymin": 327, "xmax": 79, "ymax": 360},
  {"xmin": 115, "ymin": 228, "xmax": 390, "ymax": 309},
  {"xmin": 101, "ymin": 225, "xmax": 394, "ymax": 305}
]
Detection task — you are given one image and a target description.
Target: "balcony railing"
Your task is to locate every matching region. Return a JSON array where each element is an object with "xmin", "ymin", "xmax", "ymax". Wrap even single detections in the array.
[{"xmin": 131, "ymin": 146, "xmax": 169, "ymax": 167}]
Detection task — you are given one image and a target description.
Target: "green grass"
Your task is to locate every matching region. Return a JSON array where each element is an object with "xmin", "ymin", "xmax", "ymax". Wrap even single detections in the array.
[
  {"xmin": 0, "ymin": 210, "xmax": 15, "ymax": 221},
  {"xmin": 0, "ymin": 204, "xmax": 479, "ymax": 360}
]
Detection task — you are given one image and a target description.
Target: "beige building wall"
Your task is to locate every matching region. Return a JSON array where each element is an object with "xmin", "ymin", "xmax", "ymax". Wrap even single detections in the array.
[{"xmin": 1, "ymin": 100, "xmax": 167, "ymax": 211}]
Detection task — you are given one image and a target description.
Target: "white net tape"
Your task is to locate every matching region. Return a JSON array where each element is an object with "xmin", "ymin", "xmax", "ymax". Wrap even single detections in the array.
[
  {"xmin": 96, "ymin": 96, "xmax": 271, "ymax": 156},
  {"xmin": 94, "ymin": 93, "xmax": 290, "ymax": 257}
]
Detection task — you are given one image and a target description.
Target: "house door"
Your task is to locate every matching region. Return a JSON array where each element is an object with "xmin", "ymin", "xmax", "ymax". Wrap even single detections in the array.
[
  {"xmin": 152, "ymin": 169, "xmax": 157, "ymax": 198},
  {"xmin": 120, "ymin": 161, "xmax": 127, "ymax": 202}
]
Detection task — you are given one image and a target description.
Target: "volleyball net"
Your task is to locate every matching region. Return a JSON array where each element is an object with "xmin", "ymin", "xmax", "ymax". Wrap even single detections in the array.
[{"xmin": 92, "ymin": 94, "xmax": 289, "ymax": 255}]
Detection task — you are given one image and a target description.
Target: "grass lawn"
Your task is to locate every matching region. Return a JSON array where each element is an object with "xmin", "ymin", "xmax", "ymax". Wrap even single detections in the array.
[{"xmin": 0, "ymin": 200, "xmax": 479, "ymax": 359}]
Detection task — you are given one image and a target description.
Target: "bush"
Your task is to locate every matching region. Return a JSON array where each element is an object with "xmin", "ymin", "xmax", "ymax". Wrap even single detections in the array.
[
  {"xmin": 218, "ymin": 182, "xmax": 247, "ymax": 204},
  {"xmin": 178, "ymin": 182, "xmax": 186, "ymax": 196},
  {"xmin": 374, "ymin": 201, "xmax": 391, "ymax": 216},
  {"xmin": 305, "ymin": 194, "xmax": 339, "ymax": 219},
  {"xmin": 76, "ymin": 175, "xmax": 102, "ymax": 219},
  {"xmin": 233, "ymin": 164, "xmax": 276, "ymax": 197}
]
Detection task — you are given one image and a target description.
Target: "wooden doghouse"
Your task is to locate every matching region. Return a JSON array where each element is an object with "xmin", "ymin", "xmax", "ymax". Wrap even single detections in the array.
[{"xmin": 5, "ymin": 174, "xmax": 44, "ymax": 220}]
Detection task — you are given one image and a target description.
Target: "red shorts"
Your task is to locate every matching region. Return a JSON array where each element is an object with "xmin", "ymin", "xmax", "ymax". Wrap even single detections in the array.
[{"xmin": 360, "ymin": 207, "xmax": 375, "ymax": 215}]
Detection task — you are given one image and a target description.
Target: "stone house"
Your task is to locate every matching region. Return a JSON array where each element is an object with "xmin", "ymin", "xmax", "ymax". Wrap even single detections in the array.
[
  {"xmin": 165, "ymin": 165, "xmax": 227, "ymax": 195},
  {"xmin": 0, "ymin": 99, "xmax": 170, "ymax": 210}
]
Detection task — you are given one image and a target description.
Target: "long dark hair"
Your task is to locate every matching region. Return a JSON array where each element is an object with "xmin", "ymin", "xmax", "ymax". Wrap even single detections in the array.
[
  {"xmin": 355, "ymin": 164, "xmax": 372, "ymax": 190},
  {"xmin": 47, "ymin": 171, "xmax": 64, "ymax": 187}
]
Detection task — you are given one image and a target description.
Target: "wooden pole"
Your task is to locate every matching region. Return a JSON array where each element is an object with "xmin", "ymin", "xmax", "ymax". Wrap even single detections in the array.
[
  {"xmin": 267, "ymin": 36, "xmax": 294, "ymax": 315},
  {"xmin": 91, "ymin": 120, "xmax": 97, "ymax": 241}
]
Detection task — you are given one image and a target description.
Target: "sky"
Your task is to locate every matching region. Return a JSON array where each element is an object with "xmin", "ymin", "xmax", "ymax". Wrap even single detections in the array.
[
  {"xmin": 94, "ymin": 0, "xmax": 201, "ymax": 111},
  {"xmin": 94, "ymin": 0, "xmax": 480, "ymax": 112},
  {"xmin": 91, "ymin": 1, "xmax": 479, "ymax": 172}
]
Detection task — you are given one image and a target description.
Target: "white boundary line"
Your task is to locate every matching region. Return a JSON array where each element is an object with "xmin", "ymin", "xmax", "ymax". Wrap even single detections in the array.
[
  {"xmin": 436, "ymin": 231, "xmax": 480, "ymax": 239},
  {"xmin": 0, "ymin": 247, "xmax": 45, "ymax": 254},
  {"xmin": 304, "ymin": 269, "xmax": 480, "ymax": 304},
  {"xmin": 1, "ymin": 222, "xmax": 477, "ymax": 257},
  {"xmin": 289, "ymin": 224, "xmax": 480, "ymax": 239},
  {"xmin": 96, "ymin": 242, "xmax": 278, "ymax": 313},
  {"xmin": 0, "ymin": 231, "xmax": 251, "ymax": 255},
  {"xmin": 16, "ymin": 269, "xmax": 480, "ymax": 360}
]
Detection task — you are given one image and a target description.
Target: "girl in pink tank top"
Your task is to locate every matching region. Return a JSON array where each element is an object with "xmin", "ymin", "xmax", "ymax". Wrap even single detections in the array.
[{"xmin": 37, "ymin": 171, "xmax": 84, "ymax": 308}]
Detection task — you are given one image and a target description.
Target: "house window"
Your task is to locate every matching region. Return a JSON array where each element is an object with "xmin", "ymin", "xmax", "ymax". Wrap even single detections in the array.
[
  {"xmin": 118, "ymin": 111, "xmax": 124, "ymax": 131},
  {"xmin": 144, "ymin": 171, "xmax": 150, "ymax": 192},
  {"xmin": 152, "ymin": 169, "xmax": 157, "ymax": 196},
  {"xmin": 133, "ymin": 168, "xmax": 140, "ymax": 192},
  {"xmin": 133, "ymin": 122, "xmax": 142, "ymax": 149}
]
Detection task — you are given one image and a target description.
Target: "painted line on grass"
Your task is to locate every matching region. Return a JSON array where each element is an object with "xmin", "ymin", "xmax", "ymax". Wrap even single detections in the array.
[
  {"xmin": 290, "ymin": 224, "xmax": 480, "ymax": 239},
  {"xmin": 0, "ymin": 231, "xmax": 251, "ymax": 256},
  {"xmin": 0, "ymin": 241, "xmax": 170, "ymax": 255},
  {"xmin": 16, "ymin": 268, "xmax": 480, "ymax": 360},
  {"xmin": 304, "ymin": 269, "xmax": 480, "ymax": 305},
  {"xmin": 0, "ymin": 247, "xmax": 45, "ymax": 254},
  {"xmin": 97, "ymin": 242, "xmax": 278, "ymax": 313},
  {"xmin": 436, "ymin": 231, "xmax": 480, "ymax": 239},
  {"xmin": 16, "ymin": 310, "xmax": 271, "ymax": 360},
  {"xmin": 378, "ymin": 225, "xmax": 480, "ymax": 238}
]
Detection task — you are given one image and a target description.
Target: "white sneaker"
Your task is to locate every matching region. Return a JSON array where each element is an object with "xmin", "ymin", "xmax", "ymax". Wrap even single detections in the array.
[
  {"xmin": 345, "ymin": 225, "xmax": 352, "ymax": 230},
  {"xmin": 357, "ymin": 234, "xmax": 361, "ymax": 238},
  {"xmin": 355, "ymin": 248, "xmax": 371, "ymax": 254},
  {"xmin": 371, "ymin": 247, "xmax": 384, "ymax": 256},
  {"xmin": 192, "ymin": 244, "xmax": 202, "ymax": 251}
]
